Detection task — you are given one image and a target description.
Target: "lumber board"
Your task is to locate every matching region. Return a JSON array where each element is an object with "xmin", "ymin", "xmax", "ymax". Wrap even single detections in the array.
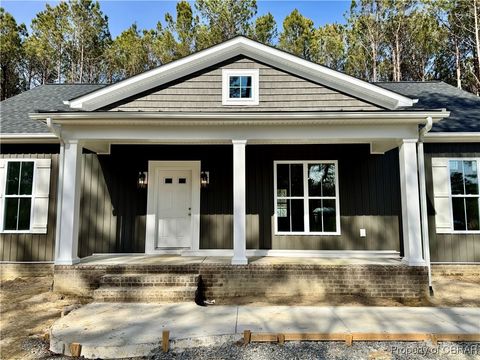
[
  {"xmin": 352, "ymin": 333, "xmax": 430, "ymax": 341},
  {"xmin": 162, "ymin": 330, "xmax": 169, "ymax": 353},
  {"xmin": 435, "ymin": 334, "xmax": 480, "ymax": 342},
  {"xmin": 69, "ymin": 343, "xmax": 82, "ymax": 357}
]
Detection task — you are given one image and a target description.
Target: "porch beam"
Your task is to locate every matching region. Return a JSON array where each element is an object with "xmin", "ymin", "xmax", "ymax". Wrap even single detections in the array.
[
  {"xmin": 398, "ymin": 139, "xmax": 425, "ymax": 266},
  {"xmin": 55, "ymin": 140, "xmax": 82, "ymax": 265},
  {"xmin": 232, "ymin": 140, "xmax": 248, "ymax": 265}
]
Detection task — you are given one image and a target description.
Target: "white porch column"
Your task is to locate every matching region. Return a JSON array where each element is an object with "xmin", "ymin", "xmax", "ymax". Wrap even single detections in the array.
[
  {"xmin": 55, "ymin": 141, "xmax": 82, "ymax": 265},
  {"xmin": 232, "ymin": 140, "xmax": 248, "ymax": 265},
  {"xmin": 399, "ymin": 139, "xmax": 425, "ymax": 266}
]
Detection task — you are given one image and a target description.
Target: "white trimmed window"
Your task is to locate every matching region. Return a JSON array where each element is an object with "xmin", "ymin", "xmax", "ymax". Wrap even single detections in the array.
[
  {"xmin": 274, "ymin": 161, "xmax": 340, "ymax": 235},
  {"xmin": 222, "ymin": 69, "xmax": 259, "ymax": 105},
  {"xmin": 0, "ymin": 159, "xmax": 51, "ymax": 233},
  {"xmin": 432, "ymin": 157, "xmax": 480, "ymax": 233}
]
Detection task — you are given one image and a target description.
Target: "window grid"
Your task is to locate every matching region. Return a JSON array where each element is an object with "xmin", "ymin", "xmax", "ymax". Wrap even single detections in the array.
[
  {"xmin": 449, "ymin": 159, "xmax": 480, "ymax": 233},
  {"xmin": 4, "ymin": 161, "xmax": 35, "ymax": 231},
  {"xmin": 274, "ymin": 161, "xmax": 340, "ymax": 235},
  {"xmin": 229, "ymin": 76, "xmax": 252, "ymax": 99}
]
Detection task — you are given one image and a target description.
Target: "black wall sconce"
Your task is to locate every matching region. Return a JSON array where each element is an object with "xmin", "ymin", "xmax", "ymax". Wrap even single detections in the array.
[
  {"xmin": 200, "ymin": 171, "xmax": 209, "ymax": 188},
  {"xmin": 137, "ymin": 171, "xmax": 148, "ymax": 189}
]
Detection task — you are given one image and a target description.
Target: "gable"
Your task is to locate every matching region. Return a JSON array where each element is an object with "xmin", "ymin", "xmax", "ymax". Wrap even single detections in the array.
[
  {"xmin": 107, "ymin": 57, "xmax": 380, "ymax": 112},
  {"xmin": 67, "ymin": 37, "xmax": 415, "ymax": 111}
]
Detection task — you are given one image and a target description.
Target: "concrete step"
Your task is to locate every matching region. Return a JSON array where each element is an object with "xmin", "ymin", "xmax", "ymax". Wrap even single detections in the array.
[
  {"xmin": 93, "ymin": 286, "xmax": 197, "ymax": 303},
  {"xmin": 100, "ymin": 273, "xmax": 198, "ymax": 287}
]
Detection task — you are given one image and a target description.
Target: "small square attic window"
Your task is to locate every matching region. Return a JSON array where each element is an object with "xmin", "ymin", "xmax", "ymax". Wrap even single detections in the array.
[{"xmin": 222, "ymin": 69, "xmax": 259, "ymax": 105}]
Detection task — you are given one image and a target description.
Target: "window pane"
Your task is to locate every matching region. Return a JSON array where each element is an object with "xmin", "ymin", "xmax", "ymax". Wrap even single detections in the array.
[
  {"xmin": 308, "ymin": 164, "xmax": 336, "ymax": 197},
  {"xmin": 277, "ymin": 199, "xmax": 304, "ymax": 232},
  {"xmin": 229, "ymin": 76, "xmax": 240, "ymax": 87},
  {"xmin": 240, "ymin": 76, "xmax": 252, "ymax": 87},
  {"xmin": 450, "ymin": 160, "xmax": 464, "ymax": 195},
  {"xmin": 241, "ymin": 87, "xmax": 252, "ymax": 98},
  {"xmin": 6, "ymin": 162, "xmax": 20, "ymax": 195},
  {"xmin": 19, "ymin": 162, "xmax": 34, "ymax": 195},
  {"xmin": 291, "ymin": 199, "xmax": 304, "ymax": 232},
  {"xmin": 229, "ymin": 87, "xmax": 240, "ymax": 98},
  {"xmin": 465, "ymin": 197, "xmax": 480, "ymax": 231},
  {"xmin": 309, "ymin": 199, "xmax": 323, "ymax": 232},
  {"xmin": 290, "ymin": 164, "xmax": 303, "ymax": 197},
  {"xmin": 322, "ymin": 199, "xmax": 337, "ymax": 232},
  {"xmin": 277, "ymin": 199, "xmax": 290, "ymax": 231},
  {"xmin": 17, "ymin": 198, "xmax": 31, "ymax": 230},
  {"xmin": 276, "ymin": 164, "xmax": 289, "ymax": 197},
  {"xmin": 452, "ymin": 197, "xmax": 466, "ymax": 230},
  {"xmin": 464, "ymin": 161, "xmax": 478, "ymax": 195},
  {"xmin": 4, "ymin": 198, "xmax": 19, "ymax": 230}
]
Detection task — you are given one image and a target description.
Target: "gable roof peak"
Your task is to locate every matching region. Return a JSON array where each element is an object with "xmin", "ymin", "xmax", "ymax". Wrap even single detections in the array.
[{"xmin": 67, "ymin": 36, "xmax": 416, "ymax": 111}]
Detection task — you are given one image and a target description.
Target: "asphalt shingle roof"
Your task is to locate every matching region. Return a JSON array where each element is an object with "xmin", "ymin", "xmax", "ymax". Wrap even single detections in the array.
[
  {"xmin": 0, "ymin": 84, "xmax": 104, "ymax": 134},
  {"xmin": 0, "ymin": 81, "xmax": 478, "ymax": 134},
  {"xmin": 376, "ymin": 81, "xmax": 480, "ymax": 133}
]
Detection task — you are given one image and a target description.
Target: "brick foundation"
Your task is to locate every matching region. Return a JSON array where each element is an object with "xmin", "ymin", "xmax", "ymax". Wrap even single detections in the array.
[
  {"xmin": 431, "ymin": 264, "xmax": 480, "ymax": 278},
  {"xmin": 54, "ymin": 263, "xmax": 428, "ymax": 300},
  {"xmin": 0, "ymin": 263, "xmax": 54, "ymax": 281}
]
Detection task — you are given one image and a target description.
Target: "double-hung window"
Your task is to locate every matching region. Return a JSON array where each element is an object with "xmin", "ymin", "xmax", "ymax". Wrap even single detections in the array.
[
  {"xmin": 4, "ymin": 161, "xmax": 34, "ymax": 230},
  {"xmin": 0, "ymin": 158, "xmax": 51, "ymax": 233},
  {"xmin": 222, "ymin": 69, "xmax": 259, "ymax": 105},
  {"xmin": 274, "ymin": 161, "xmax": 340, "ymax": 235},
  {"xmin": 449, "ymin": 159, "xmax": 479, "ymax": 231}
]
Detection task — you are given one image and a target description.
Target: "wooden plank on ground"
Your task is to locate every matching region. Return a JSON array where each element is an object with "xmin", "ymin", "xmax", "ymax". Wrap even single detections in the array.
[
  {"xmin": 251, "ymin": 333, "xmax": 279, "ymax": 342},
  {"xmin": 436, "ymin": 334, "xmax": 480, "ymax": 342},
  {"xmin": 352, "ymin": 333, "xmax": 430, "ymax": 342},
  {"xmin": 243, "ymin": 330, "xmax": 251, "ymax": 345},
  {"xmin": 284, "ymin": 333, "xmax": 347, "ymax": 342},
  {"xmin": 69, "ymin": 343, "xmax": 82, "ymax": 357},
  {"xmin": 162, "ymin": 330, "xmax": 169, "ymax": 352}
]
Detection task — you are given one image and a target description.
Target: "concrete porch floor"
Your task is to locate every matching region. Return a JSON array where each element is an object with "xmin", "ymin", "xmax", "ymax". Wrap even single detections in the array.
[{"xmin": 79, "ymin": 254, "xmax": 403, "ymax": 266}]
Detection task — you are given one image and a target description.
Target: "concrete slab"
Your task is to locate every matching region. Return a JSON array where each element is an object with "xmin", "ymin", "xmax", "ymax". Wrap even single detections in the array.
[
  {"xmin": 50, "ymin": 303, "xmax": 237, "ymax": 358},
  {"xmin": 237, "ymin": 306, "xmax": 349, "ymax": 333},
  {"xmin": 51, "ymin": 304, "xmax": 480, "ymax": 359}
]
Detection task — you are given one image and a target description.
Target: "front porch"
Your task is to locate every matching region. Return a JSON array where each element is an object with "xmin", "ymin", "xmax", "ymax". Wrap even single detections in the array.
[{"xmin": 53, "ymin": 254, "xmax": 427, "ymax": 302}]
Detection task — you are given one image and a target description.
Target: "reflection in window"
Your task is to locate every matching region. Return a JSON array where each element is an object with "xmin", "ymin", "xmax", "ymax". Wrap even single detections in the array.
[
  {"xmin": 229, "ymin": 76, "xmax": 252, "ymax": 99},
  {"xmin": 450, "ymin": 160, "xmax": 480, "ymax": 231},
  {"xmin": 275, "ymin": 162, "xmax": 338, "ymax": 234},
  {"xmin": 4, "ymin": 161, "xmax": 34, "ymax": 230}
]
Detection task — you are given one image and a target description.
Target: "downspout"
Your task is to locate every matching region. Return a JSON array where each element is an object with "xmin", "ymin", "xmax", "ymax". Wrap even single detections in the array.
[
  {"xmin": 418, "ymin": 116, "xmax": 433, "ymax": 296},
  {"xmin": 46, "ymin": 118, "xmax": 64, "ymax": 264}
]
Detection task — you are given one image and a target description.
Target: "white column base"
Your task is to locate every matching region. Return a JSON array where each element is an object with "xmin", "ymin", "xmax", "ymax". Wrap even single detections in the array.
[
  {"xmin": 55, "ymin": 257, "xmax": 81, "ymax": 266},
  {"xmin": 402, "ymin": 257, "xmax": 427, "ymax": 267},
  {"xmin": 231, "ymin": 257, "xmax": 248, "ymax": 265}
]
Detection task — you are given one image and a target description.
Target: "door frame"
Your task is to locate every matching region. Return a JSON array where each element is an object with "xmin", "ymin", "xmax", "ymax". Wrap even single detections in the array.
[{"xmin": 145, "ymin": 161, "xmax": 201, "ymax": 254}]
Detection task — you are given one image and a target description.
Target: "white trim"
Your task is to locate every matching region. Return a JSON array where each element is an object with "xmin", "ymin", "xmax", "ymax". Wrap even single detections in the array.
[
  {"xmin": 66, "ymin": 37, "xmax": 415, "ymax": 111},
  {"xmin": 30, "ymin": 110, "xmax": 449, "ymax": 122},
  {"xmin": 431, "ymin": 261, "xmax": 480, "ymax": 264},
  {"xmin": 232, "ymin": 140, "xmax": 248, "ymax": 265},
  {"xmin": 273, "ymin": 160, "xmax": 340, "ymax": 235},
  {"xmin": 145, "ymin": 161, "xmax": 201, "ymax": 254},
  {"xmin": 222, "ymin": 69, "xmax": 259, "ymax": 105},
  {"xmin": 0, "ymin": 159, "xmax": 36, "ymax": 233},
  {"xmin": 446, "ymin": 158, "xmax": 480, "ymax": 234},
  {"xmin": 0, "ymin": 133, "xmax": 59, "ymax": 144},
  {"xmin": 424, "ymin": 132, "xmax": 480, "ymax": 143},
  {"xmin": 182, "ymin": 249, "xmax": 401, "ymax": 258}
]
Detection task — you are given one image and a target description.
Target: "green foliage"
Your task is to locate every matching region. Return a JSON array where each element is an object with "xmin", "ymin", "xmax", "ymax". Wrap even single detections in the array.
[
  {"xmin": 0, "ymin": 7, "xmax": 26, "ymax": 99},
  {"xmin": 279, "ymin": 9, "xmax": 316, "ymax": 60},
  {"xmin": 1, "ymin": 0, "xmax": 479, "ymax": 97}
]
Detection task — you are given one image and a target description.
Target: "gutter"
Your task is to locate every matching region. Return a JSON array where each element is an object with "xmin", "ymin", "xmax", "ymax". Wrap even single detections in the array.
[
  {"xmin": 417, "ymin": 116, "xmax": 434, "ymax": 296},
  {"xmin": 46, "ymin": 118, "xmax": 64, "ymax": 265}
]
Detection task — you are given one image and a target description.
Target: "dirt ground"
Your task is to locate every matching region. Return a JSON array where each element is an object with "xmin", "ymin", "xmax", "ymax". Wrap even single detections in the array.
[{"xmin": 0, "ymin": 275, "xmax": 479, "ymax": 360}]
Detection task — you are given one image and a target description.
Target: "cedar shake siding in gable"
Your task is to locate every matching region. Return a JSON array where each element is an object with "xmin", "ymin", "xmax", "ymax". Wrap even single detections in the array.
[
  {"xmin": 424, "ymin": 143, "xmax": 480, "ymax": 263},
  {"xmin": 75, "ymin": 144, "xmax": 402, "ymax": 257},
  {"xmin": 106, "ymin": 57, "xmax": 380, "ymax": 112}
]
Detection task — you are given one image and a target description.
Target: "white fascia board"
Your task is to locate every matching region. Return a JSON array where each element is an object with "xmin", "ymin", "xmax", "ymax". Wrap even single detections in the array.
[
  {"xmin": 423, "ymin": 132, "xmax": 480, "ymax": 143},
  {"xmin": 0, "ymin": 133, "xmax": 59, "ymax": 143},
  {"xmin": 29, "ymin": 110, "xmax": 449, "ymax": 123},
  {"xmin": 67, "ymin": 37, "xmax": 416, "ymax": 111}
]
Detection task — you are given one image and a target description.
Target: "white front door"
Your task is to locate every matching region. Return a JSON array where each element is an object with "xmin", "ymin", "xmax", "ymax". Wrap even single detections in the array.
[{"xmin": 156, "ymin": 169, "xmax": 192, "ymax": 248}]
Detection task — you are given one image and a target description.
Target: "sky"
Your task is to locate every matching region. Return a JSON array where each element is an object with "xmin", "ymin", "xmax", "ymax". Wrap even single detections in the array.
[{"xmin": 1, "ymin": 0, "xmax": 351, "ymax": 39}]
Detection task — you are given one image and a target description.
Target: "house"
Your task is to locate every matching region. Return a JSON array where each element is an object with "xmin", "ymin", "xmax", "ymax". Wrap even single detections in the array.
[{"xmin": 1, "ymin": 37, "xmax": 478, "ymax": 300}]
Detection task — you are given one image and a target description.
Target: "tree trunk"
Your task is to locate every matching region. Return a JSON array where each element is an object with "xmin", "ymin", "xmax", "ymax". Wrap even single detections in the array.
[
  {"xmin": 474, "ymin": 0, "xmax": 480, "ymax": 85},
  {"xmin": 395, "ymin": 34, "xmax": 401, "ymax": 81},
  {"xmin": 79, "ymin": 43, "xmax": 84, "ymax": 83},
  {"xmin": 455, "ymin": 40, "xmax": 462, "ymax": 89}
]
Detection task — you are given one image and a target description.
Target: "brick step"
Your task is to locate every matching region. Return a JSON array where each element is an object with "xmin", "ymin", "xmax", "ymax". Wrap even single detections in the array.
[
  {"xmin": 100, "ymin": 273, "xmax": 198, "ymax": 287},
  {"xmin": 93, "ymin": 286, "xmax": 197, "ymax": 303}
]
